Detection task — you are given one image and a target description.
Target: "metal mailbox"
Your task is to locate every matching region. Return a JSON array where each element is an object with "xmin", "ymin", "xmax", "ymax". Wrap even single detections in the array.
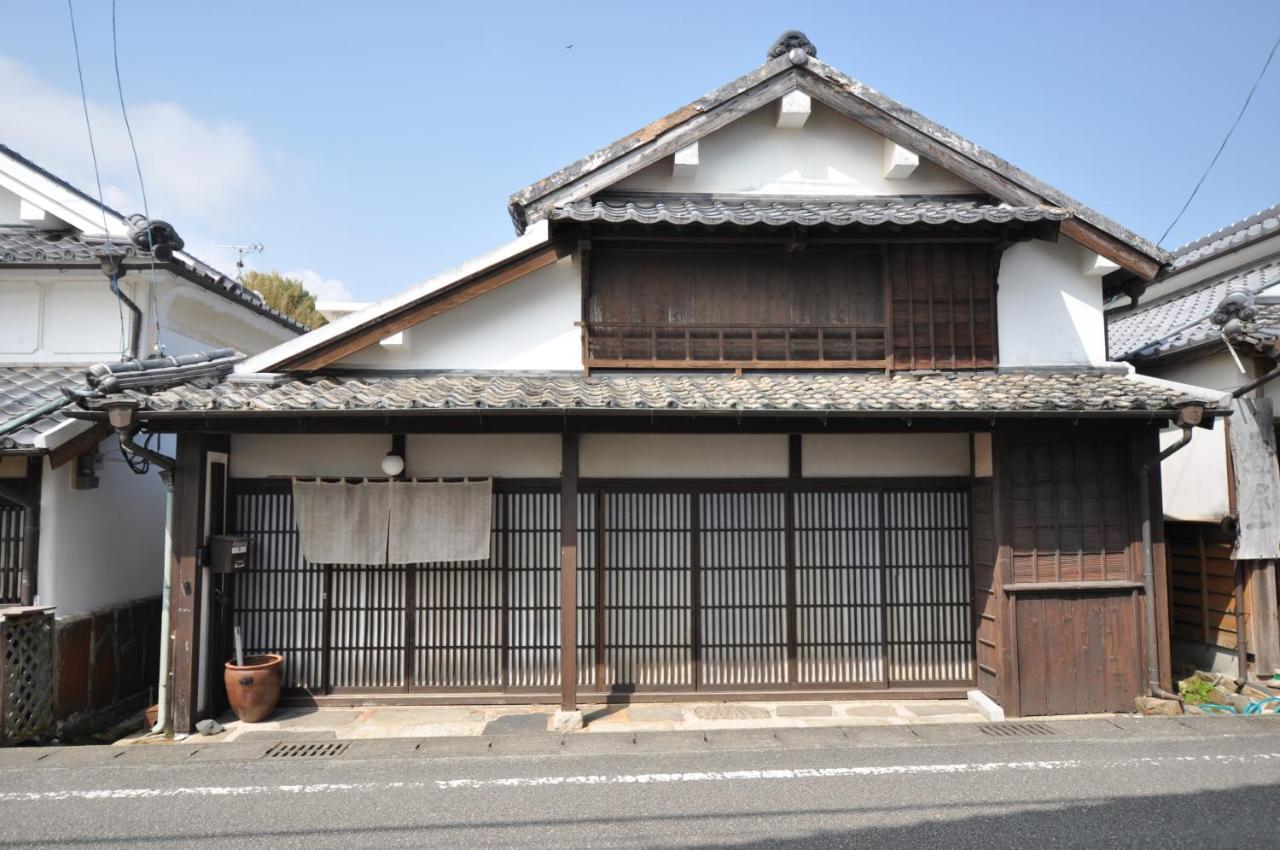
[{"xmin": 208, "ymin": 534, "xmax": 249, "ymax": 573}]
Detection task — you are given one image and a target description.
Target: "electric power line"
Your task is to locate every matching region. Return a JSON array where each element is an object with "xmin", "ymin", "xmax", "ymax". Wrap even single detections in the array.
[
  {"xmin": 111, "ymin": 0, "xmax": 165, "ymax": 353},
  {"xmin": 1158, "ymin": 32, "xmax": 1280, "ymax": 247}
]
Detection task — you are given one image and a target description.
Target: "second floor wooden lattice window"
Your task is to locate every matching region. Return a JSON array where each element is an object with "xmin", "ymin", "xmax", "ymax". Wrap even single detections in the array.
[{"xmin": 583, "ymin": 242, "xmax": 997, "ymax": 371}]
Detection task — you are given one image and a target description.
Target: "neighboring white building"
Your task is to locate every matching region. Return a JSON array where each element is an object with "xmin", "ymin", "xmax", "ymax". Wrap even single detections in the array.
[
  {"xmin": 0, "ymin": 143, "xmax": 303, "ymax": 731},
  {"xmin": 1109, "ymin": 205, "xmax": 1280, "ymax": 677}
]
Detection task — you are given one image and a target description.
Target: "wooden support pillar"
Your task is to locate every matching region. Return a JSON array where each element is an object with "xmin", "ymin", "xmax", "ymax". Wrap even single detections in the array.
[
  {"xmin": 1247, "ymin": 559, "xmax": 1280, "ymax": 676},
  {"xmin": 559, "ymin": 433, "xmax": 579, "ymax": 712},
  {"xmin": 168, "ymin": 434, "xmax": 207, "ymax": 734},
  {"xmin": 18, "ymin": 457, "xmax": 40, "ymax": 607}
]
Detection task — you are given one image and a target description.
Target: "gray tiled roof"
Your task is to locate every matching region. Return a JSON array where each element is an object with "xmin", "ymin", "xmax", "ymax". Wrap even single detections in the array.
[
  {"xmin": 0, "ymin": 228, "xmax": 137, "ymax": 263},
  {"xmin": 1107, "ymin": 259, "xmax": 1280, "ymax": 360},
  {"xmin": 0, "ymin": 365, "xmax": 89, "ymax": 450},
  {"xmin": 0, "ymin": 226, "xmax": 304, "ymax": 334},
  {"xmin": 1171, "ymin": 203, "xmax": 1280, "ymax": 271},
  {"xmin": 134, "ymin": 371, "xmax": 1217, "ymax": 417},
  {"xmin": 550, "ymin": 195, "xmax": 1071, "ymax": 229}
]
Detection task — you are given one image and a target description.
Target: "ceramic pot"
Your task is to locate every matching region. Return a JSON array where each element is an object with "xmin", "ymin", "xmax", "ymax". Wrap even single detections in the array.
[{"xmin": 224, "ymin": 654, "xmax": 284, "ymax": 723}]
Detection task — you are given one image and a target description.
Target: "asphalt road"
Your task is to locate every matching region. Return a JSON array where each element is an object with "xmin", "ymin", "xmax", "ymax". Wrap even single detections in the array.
[{"xmin": 1, "ymin": 716, "xmax": 1279, "ymax": 848}]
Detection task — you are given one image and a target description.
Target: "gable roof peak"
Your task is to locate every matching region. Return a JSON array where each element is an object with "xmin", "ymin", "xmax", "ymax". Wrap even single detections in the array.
[{"xmin": 505, "ymin": 37, "xmax": 1167, "ymax": 280}]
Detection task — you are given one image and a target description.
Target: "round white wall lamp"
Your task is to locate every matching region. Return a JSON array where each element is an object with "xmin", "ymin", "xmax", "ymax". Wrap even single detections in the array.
[{"xmin": 381, "ymin": 452, "xmax": 405, "ymax": 477}]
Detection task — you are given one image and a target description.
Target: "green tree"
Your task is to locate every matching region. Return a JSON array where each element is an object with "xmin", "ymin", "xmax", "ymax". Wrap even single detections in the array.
[{"xmin": 242, "ymin": 270, "xmax": 328, "ymax": 330}]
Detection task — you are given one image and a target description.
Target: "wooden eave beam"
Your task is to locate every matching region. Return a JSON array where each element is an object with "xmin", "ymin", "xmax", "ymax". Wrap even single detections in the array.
[
  {"xmin": 280, "ymin": 240, "xmax": 574, "ymax": 371},
  {"xmin": 48, "ymin": 423, "xmax": 112, "ymax": 470}
]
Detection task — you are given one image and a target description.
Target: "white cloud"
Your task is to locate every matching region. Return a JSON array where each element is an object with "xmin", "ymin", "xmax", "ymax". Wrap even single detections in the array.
[
  {"xmin": 0, "ymin": 55, "xmax": 270, "ymax": 224},
  {"xmin": 287, "ymin": 269, "xmax": 353, "ymax": 302}
]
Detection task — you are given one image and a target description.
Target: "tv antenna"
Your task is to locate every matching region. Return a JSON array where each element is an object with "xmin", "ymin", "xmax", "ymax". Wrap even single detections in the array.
[{"xmin": 218, "ymin": 242, "xmax": 264, "ymax": 282}]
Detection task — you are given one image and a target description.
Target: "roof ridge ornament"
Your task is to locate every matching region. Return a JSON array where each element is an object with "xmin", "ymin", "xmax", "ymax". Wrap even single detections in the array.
[{"xmin": 767, "ymin": 30, "xmax": 816, "ymax": 63}]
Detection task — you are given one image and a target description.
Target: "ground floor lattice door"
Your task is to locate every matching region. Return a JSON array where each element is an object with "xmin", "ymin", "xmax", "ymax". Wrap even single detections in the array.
[{"xmin": 230, "ymin": 481, "xmax": 973, "ymax": 696}]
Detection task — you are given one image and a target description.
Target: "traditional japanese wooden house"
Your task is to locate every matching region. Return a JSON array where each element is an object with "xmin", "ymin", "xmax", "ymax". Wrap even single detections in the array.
[{"xmin": 78, "ymin": 32, "xmax": 1224, "ymax": 732}]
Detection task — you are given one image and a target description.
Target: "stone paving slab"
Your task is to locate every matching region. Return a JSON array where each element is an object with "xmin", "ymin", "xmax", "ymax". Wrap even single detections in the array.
[
  {"xmin": 361, "ymin": 708, "xmax": 482, "ymax": 726},
  {"xmin": 775, "ymin": 704, "xmax": 834, "ymax": 718},
  {"xmin": 693, "ymin": 703, "xmax": 771, "ymax": 721},
  {"xmin": 628, "ymin": 706, "xmax": 686, "ymax": 722},
  {"xmin": 842, "ymin": 704, "xmax": 899, "ymax": 717},
  {"xmin": 903, "ymin": 703, "xmax": 983, "ymax": 718},
  {"xmin": 482, "ymin": 713, "xmax": 552, "ymax": 736},
  {"xmin": 270, "ymin": 709, "xmax": 362, "ymax": 727},
  {"xmin": 233, "ymin": 729, "xmax": 339, "ymax": 743}
]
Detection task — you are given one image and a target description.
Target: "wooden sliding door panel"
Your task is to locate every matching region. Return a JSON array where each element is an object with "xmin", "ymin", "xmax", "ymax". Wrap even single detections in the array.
[
  {"xmin": 602, "ymin": 492, "xmax": 693, "ymax": 689},
  {"xmin": 793, "ymin": 491, "xmax": 884, "ymax": 685},
  {"xmin": 883, "ymin": 489, "xmax": 973, "ymax": 684},
  {"xmin": 231, "ymin": 489, "xmax": 325, "ymax": 691},
  {"xmin": 699, "ymin": 492, "xmax": 788, "ymax": 688}
]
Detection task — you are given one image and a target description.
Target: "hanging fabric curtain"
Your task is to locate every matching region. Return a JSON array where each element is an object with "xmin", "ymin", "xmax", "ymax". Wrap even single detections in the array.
[
  {"xmin": 291, "ymin": 479, "xmax": 391, "ymax": 565},
  {"xmin": 1229, "ymin": 396, "xmax": 1280, "ymax": 559},
  {"xmin": 388, "ymin": 479, "xmax": 493, "ymax": 564}
]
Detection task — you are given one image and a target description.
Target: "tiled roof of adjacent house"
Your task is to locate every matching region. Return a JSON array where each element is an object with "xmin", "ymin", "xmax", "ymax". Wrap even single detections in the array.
[
  {"xmin": 0, "ymin": 365, "xmax": 89, "ymax": 450},
  {"xmin": 131, "ymin": 370, "xmax": 1220, "ymax": 417},
  {"xmin": 550, "ymin": 195, "xmax": 1071, "ymax": 229},
  {"xmin": 1170, "ymin": 203, "xmax": 1280, "ymax": 271},
  {"xmin": 1107, "ymin": 259, "xmax": 1280, "ymax": 361}
]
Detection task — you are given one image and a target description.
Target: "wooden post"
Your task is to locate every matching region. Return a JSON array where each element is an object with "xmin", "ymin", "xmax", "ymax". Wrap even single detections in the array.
[
  {"xmin": 559, "ymin": 433, "xmax": 579, "ymax": 712},
  {"xmin": 18, "ymin": 457, "xmax": 40, "ymax": 607},
  {"xmin": 168, "ymin": 434, "xmax": 206, "ymax": 734},
  {"xmin": 1247, "ymin": 559, "xmax": 1280, "ymax": 676}
]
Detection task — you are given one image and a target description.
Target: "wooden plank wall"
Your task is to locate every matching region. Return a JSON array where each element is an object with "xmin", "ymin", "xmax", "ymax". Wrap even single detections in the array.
[
  {"xmin": 1012, "ymin": 590, "xmax": 1143, "ymax": 715},
  {"xmin": 888, "ymin": 244, "xmax": 996, "ymax": 370},
  {"xmin": 589, "ymin": 245, "xmax": 885, "ymax": 332},
  {"xmin": 971, "ymin": 479, "xmax": 999, "ymax": 700},
  {"xmin": 1167, "ymin": 521, "xmax": 1240, "ymax": 651},
  {"xmin": 998, "ymin": 431, "xmax": 1149, "ymax": 716}
]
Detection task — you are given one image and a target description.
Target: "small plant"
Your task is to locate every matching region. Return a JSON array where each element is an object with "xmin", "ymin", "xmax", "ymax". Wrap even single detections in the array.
[{"xmin": 1181, "ymin": 679, "xmax": 1216, "ymax": 705}]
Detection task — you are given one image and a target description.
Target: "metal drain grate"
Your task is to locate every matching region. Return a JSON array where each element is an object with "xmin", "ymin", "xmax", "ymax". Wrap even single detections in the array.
[
  {"xmin": 978, "ymin": 722, "xmax": 1056, "ymax": 737},
  {"xmin": 263, "ymin": 742, "xmax": 348, "ymax": 759}
]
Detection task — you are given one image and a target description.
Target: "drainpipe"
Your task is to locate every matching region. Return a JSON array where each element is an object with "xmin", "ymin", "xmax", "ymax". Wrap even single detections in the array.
[
  {"xmin": 1139, "ymin": 400, "xmax": 1205, "ymax": 697},
  {"xmin": 99, "ymin": 254, "xmax": 142, "ymax": 361},
  {"xmin": 102, "ymin": 399, "xmax": 175, "ymax": 734}
]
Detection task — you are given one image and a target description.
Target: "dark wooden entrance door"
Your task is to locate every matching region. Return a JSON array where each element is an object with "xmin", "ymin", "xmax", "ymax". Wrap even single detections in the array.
[{"xmin": 229, "ymin": 479, "xmax": 973, "ymax": 698}]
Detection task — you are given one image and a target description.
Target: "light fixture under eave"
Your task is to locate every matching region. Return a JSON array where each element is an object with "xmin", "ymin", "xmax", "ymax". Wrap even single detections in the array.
[{"xmin": 381, "ymin": 452, "xmax": 405, "ymax": 477}]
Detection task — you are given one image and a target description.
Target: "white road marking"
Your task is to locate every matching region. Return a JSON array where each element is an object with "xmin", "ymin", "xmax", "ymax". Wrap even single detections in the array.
[{"xmin": 1, "ymin": 752, "xmax": 1277, "ymax": 802}]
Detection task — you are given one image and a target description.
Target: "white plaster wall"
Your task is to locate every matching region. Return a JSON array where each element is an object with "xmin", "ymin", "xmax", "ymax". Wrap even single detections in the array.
[
  {"xmin": 1159, "ymin": 423, "xmax": 1231, "ymax": 523},
  {"xmin": 0, "ymin": 186, "xmax": 21, "ymax": 223},
  {"xmin": 580, "ymin": 434, "xmax": 788, "ymax": 478},
  {"xmin": 998, "ymin": 240, "xmax": 1107, "ymax": 367},
  {"xmin": 1148, "ymin": 351, "xmax": 1252, "ymax": 394},
  {"xmin": 405, "ymin": 435, "xmax": 561, "ymax": 477},
  {"xmin": 0, "ymin": 269, "xmax": 295, "ymax": 364},
  {"xmin": 36, "ymin": 439, "xmax": 165, "ymax": 617},
  {"xmin": 0, "ymin": 275, "xmax": 139, "ymax": 363},
  {"xmin": 229, "ymin": 434, "xmax": 394, "ymax": 478},
  {"xmin": 338, "ymin": 256, "xmax": 582, "ymax": 370},
  {"xmin": 802, "ymin": 433, "xmax": 970, "ymax": 478},
  {"xmin": 1145, "ymin": 352, "xmax": 1252, "ymax": 524},
  {"xmin": 614, "ymin": 101, "xmax": 976, "ymax": 197}
]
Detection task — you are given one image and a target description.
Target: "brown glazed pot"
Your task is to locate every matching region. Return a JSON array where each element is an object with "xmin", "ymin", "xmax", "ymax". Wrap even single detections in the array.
[{"xmin": 224, "ymin": 654, "xmax": 284, "ymax": 723}]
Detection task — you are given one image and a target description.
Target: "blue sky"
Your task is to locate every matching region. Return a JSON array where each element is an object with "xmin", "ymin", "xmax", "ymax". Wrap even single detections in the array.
[{"xmin": 2, "ymin": 2, "xmax": 1279, "ymax": 302}]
